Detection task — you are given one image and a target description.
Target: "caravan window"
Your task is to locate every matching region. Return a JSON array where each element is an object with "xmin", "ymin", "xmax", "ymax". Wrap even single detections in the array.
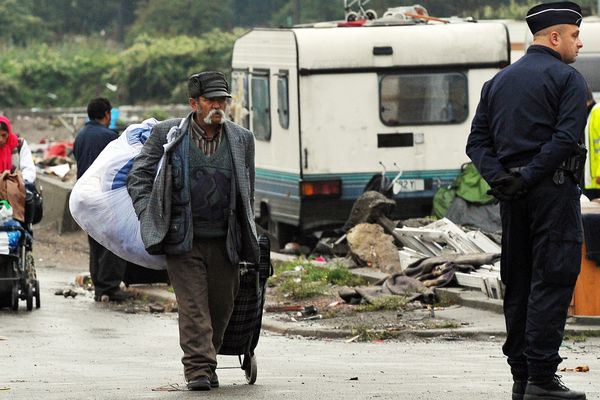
[
  {"xmin": 230, "ymin": 70, "xmax": 249, "ymax": 129},
  {"xmin": 573, "ymin": 54, "xmax": 600, "ymax": 95},
  {"xmin": 251, "ymin": 71, "xmax": 271, "ymax": 141},
  {"xmin": 277, "ymin": 71, "xmax": 289, "ymax": 129},
  {"xmin": 379, "ymin": 72, "xmax": 468, "ymax": 126}
]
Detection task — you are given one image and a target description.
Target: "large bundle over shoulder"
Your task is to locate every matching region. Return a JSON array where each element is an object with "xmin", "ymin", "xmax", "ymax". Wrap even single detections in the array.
[{"xmin": 69, "ymin": 119, "xmax": 166, "ymax": 269}]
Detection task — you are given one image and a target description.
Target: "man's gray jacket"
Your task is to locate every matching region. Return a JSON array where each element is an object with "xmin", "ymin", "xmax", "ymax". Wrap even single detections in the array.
[{"xmin": 127, "ymin": 113, "xmax": 259, "ymax": 264}]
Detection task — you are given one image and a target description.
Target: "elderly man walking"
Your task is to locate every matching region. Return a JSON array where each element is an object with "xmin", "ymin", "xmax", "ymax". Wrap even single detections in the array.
[{"xmin": 127, "ymin": 71, "xmax": 259, "ymax": 391}]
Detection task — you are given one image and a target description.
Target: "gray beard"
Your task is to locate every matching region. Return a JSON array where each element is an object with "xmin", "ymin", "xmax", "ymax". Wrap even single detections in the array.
[{"xmin": 203, "ymin": 109, "xmax": 227, "ymax": 125}]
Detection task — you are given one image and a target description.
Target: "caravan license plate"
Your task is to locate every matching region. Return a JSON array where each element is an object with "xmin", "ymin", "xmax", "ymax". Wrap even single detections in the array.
[{"xmin": 393, "ymin": 179, "xmax": 425, "ymax": 194}]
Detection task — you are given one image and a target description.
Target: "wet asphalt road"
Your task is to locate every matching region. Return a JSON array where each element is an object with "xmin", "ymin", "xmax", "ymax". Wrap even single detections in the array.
[{"xmin": 1, "ymin": 265, "xmax": 599, "ymax": 400}]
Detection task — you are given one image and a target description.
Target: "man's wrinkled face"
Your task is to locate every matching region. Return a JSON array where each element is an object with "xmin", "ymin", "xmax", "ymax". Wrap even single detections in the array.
[{"xmin": 191, "ymin": 96, "xmax": 228, "ymax": 126}]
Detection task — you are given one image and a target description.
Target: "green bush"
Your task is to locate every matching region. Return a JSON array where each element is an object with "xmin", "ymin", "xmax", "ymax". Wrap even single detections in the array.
[{"xmin": 0, "ymin": 29, "xmax": 242, "ymax": 107}]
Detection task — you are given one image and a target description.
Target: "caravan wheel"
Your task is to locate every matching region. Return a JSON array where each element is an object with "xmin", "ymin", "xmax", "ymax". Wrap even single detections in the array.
[
  {"xmin": 268, "ymin": 221, "xmax": 295, "ymax": 251},
  {"xmin": 258, "ymin": 204, "xmax": 295, "ymax": 250}
]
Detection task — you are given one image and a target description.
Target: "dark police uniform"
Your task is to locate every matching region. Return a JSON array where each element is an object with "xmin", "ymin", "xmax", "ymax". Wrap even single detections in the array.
[{"xmin": 466, "ymin": 38, "xmax": 587, "ymax": 383}]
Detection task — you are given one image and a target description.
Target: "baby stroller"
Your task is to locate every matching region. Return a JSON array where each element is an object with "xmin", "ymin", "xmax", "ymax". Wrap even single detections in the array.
[
  {"xmin": 218, "ymin": 234, "xmax": 272, "ymax": 384},
  {"xmin": 0, "ymin": 183, "xmax": 42, "ymax": 311}
]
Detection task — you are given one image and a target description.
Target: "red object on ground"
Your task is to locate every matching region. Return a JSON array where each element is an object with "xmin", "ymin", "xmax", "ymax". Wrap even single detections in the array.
[
  {"xmin": 338, "ymin": 20, "xmax": 367, "ymax": 27},
  {"xmin": 45, "ymin": 141, "xmax": 73, "ymax": 158}
]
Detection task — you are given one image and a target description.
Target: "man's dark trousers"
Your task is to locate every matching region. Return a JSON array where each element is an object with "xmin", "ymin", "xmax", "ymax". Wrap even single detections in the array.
[
  {"xmin": 500, "ymin": 175, "xmax": 582, "ymax": 381},
  {"xmin": 88, "ymin": 236, "xmax": 127, "ymax": 297},
  {"xmin": 167, "ymin": 237, "xmax": 240, "ymax": 382}
]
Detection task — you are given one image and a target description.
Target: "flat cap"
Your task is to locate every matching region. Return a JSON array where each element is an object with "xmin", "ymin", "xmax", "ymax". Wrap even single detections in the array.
[
  {"xmin": 526, "ymin": 1, "xmax": 582, "ymax": 34},
  {"xmin": 188, "ymin": 71, "xmax": 231, "ymax": 99}
]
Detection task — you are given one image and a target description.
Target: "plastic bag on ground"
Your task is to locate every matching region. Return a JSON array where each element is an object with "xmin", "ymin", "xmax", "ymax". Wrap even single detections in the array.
[{"xmin": 69, "ymin": 118, "xmax": 166, "ymax": 269}]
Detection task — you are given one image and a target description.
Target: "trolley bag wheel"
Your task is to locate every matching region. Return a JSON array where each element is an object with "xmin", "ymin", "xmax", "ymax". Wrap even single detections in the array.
[
  {"xmin": 34, "ymin": 280, "xmax": 40, "ymax": 309},
  {"xmin": 26, "ymin": 283, "xmax": 33, "ymax": 311},
  {"xmin": 11, "ymin": 282, "xmax": 19, "ymax": 311},
  {"xmin": 243, "ymin": 354, "xmax": 257, "ymax": 384}
]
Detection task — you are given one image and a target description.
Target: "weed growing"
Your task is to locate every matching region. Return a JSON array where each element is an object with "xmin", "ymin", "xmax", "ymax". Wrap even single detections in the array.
[
  {"xmin": 269, "ymin": 259, "xmax": 368, "ymax": 300},
  {"xmin": 356, "ymin": 295, "xmax": 409, "ymax": 312}
]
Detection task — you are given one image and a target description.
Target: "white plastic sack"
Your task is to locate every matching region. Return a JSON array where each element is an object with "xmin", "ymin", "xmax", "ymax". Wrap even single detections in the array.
[{"xmin": 69, "ymin": 118, "xmax": 167, "ymax": 269}]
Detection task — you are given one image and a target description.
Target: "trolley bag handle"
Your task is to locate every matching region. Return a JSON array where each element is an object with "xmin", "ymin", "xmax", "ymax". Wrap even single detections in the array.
[{"xmin": 239, "ymin": 261, "xmax": 262, "ymax": 295}]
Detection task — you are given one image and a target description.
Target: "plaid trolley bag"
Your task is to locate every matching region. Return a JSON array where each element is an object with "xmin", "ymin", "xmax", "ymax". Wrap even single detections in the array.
[{"xmin": 219, "ymin": 234, "xmax": 272, "ymax": 384}]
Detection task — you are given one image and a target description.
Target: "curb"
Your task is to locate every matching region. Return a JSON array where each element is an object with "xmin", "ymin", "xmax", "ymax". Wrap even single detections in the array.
[
  {"xmin": 261, "ymin": 318, "xmax": 353, "ymax": 339},
  {"xmin": 436, "ymin": 287, "xmax": 504, "ymax": 314},
  {"xmin": 261, "ymin": 316, "xmax": 508, "ymax": 340},
  {"xmin": 125, "ymin": 277, "xmax": 600, "ymax": 340}
]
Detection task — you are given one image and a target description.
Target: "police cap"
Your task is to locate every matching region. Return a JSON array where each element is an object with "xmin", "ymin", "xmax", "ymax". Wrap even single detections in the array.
[{"xmin": 526, "ymin": 1, "xmax": 582, "ymax": 34}]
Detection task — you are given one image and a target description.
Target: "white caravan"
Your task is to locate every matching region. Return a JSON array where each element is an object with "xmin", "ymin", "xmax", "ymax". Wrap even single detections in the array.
[
  {"xmin": 230, "ymin": 11, "xmax": 510, "ymax": 244},
  {"xmin": 572, "ymin": 18, "xmax": 600, "ymax": 100}
]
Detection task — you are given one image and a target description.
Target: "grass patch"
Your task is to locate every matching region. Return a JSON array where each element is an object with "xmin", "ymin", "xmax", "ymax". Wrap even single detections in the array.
[
  {"xmin": 350, "ymin": 325, "xmax": 405, "ymax": 341},
  {"xmin": 435, "ymin": 291, "xmax": 457, "ymax": 307},
  {"xmin": 327, "ymin": 266, "xmax": 366, "ymax": 286},
  {"xmin": 564, "ymin": 335, "xmax": 588, "ymax": 343},
  {"xmin": 269, "ymin": 259, "xmax": 368, "ymax": 300},
  {"xmin": 356, "ymin": 295, "xmax": 409, "ymax": 312},
  {"xmin": 563, "ymin": 331, "xmax": 600, "ymax": 343},
  {"xmin": 351, "ymin": 325, "xmax": 385, "ymax": 341},
  {"xmin": 424, "ymin": 320, "xmax": 461, "ymax": 329},
  {"xmin": 279, "ymin": 278, "xmax": 328, "ymax": 300}
]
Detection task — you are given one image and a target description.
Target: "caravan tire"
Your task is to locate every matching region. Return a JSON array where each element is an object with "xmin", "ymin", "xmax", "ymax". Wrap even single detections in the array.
[
  {"xmin": 257, "ymin": 204, "xmax": 295, "ymax": 250},
  {"xmin": 269, "ymin": 221, "xmax": 295, "ymax": 251}
]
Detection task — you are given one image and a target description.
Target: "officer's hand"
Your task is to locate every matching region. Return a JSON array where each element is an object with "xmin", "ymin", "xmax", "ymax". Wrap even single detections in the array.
[
  {"xmin": 595, "ymin": 177, "xmax": 600, "ymax": 184},
  {"xmin": 487, "ymin": 187, "xmax": 512, "ymax": 201},
  {"xmin": 489, "ymin": 172, "xmax": 516, "ymax": 186},
  {"xmin": 487, "ymin": 173, "xmax": 512, "ymax": 201},
  {"xmin": 487, "ymin": 172, "xmax": 528, "ymax": 200}
]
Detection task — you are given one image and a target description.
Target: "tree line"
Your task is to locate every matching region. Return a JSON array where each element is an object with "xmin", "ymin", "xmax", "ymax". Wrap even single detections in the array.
[{"xmin": 0, "ymin": 0, "xmax": 597, "ymax": 107}]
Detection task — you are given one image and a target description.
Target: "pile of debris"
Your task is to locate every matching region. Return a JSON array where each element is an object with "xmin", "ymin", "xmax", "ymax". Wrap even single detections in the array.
[{"xmin": 313, "ymin": 191, "xmax": 503, "ymax": 305}]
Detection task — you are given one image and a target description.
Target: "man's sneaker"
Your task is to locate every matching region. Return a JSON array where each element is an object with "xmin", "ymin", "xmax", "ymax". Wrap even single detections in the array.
[
  {"xmin": 512, "ymin": 379, "xmax": 527, "ymax": 400},
  {"xmin": 187, "ymin": 376, "xmax": 211, "ymax": 391},
  {"xmin": 524, "ymin": 375, "xmax": 586, "ymax": 399},
  {"xmin": 210, "ymin": 371, "xmax": 219, "ymax": 388}
]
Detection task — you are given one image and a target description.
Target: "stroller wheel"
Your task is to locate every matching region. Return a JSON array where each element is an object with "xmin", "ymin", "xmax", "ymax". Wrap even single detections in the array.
[
  {"xmin": 244, "ymin": 354, "xmax": 257, "ymax": 384},
  {"xmin": 365, "ymin": 9, "xmax": 377, "ymax": 20},
  {"xmin": 11, "ymin": 282, "xmax": 19, "ymax": 311},
  {"xmin": 346, "ymin": 11, "xmax": 358, "ymax": 22},
  {"xmin": 34, "ymin": 280, "xmax": 40, "ymax": 309},
  {"xmin": 26, "ymin": 283, "xmax": 33, "ymax": 311}
]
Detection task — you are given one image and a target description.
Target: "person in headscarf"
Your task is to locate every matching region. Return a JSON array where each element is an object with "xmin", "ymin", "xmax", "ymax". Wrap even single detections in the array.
[{"xmin": 0, "ymin": 116, "xmax": 20, "ymax": 173}]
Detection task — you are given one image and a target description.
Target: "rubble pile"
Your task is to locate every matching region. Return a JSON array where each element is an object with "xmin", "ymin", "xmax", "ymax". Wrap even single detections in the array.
[
  {"xmin": 10, "ymin": 115, "xmax": 79, "ymax": 183},
  {"xmin": 324, "ymin": 191, "xmax": 504, "ymax": 305}
]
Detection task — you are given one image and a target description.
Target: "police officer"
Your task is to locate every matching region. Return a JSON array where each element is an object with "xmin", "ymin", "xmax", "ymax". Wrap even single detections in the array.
[
  {"xmin": 466, "ymin": 2, "xmax": 588, "ymax": 399},
  {"xmin": 583, "ymin": 88, "xmax": 600, "ymax": 199}
]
